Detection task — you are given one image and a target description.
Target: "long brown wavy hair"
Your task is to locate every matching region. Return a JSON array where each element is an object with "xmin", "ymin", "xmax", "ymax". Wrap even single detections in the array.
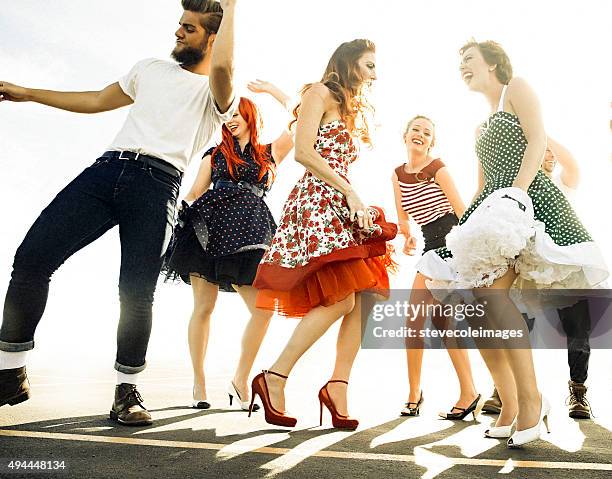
[{"xmin": 291, "ymin": 39, "xmax": 376, "ymax": 146}]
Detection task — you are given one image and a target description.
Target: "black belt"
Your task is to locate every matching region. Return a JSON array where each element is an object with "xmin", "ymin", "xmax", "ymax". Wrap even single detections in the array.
[
  {"xmin": 501, "ymin": 194, "xmax": 527, "ymax": 212},
  {"xmin": 214, "ymin": 179, "xmax": 266, "ymax": 198},
  {"xmin": 102, "ymin": 150, "xmax": 182, "ymax": 180}
]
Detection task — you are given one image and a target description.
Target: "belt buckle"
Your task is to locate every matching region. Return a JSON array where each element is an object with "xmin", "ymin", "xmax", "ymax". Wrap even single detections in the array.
[
  {"xmin": 237, "ymin": 180, "xmax": 264, "ymax": 198},
  {"xmin": 119, "ymin": 150, "xmax": 139, "ymax": 162}
]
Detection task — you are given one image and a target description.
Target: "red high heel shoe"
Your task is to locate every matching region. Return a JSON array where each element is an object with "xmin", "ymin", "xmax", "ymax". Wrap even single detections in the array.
[
  {"xmin": 249, "ymin": 370, "xmax": 297, "ymax": 427},
  {"xmin": 318, "ymin": 380, "xmax": 359, "ymax": 430}
]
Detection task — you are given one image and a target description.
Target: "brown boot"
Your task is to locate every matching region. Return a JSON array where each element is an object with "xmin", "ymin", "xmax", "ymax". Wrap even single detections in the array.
[
  {"xmin": 481, "ymin": 387, "xmax": 502, "ymax": 414},
  {"xmin": 567, "ymin": 381, "xmax": 591, "ymax": 419},
  {"xmin": 110, "ymin": 383, "xmax": 153, "ymax": 426},
  {"xmin": 0, "ymin": 366, "xmax": 30, "ymax": 407}
]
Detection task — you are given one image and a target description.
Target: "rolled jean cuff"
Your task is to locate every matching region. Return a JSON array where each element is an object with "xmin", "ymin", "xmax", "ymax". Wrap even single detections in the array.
[
  {"xmin": 114, "ymin": 360, "xmax": 146, "ymax": 374},
  {"xmin": 0, "ymin": 339, "xmax": 35, "ymax": 352}
]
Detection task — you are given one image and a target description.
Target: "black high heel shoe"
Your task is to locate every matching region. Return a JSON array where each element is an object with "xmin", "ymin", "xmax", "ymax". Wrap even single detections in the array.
[
  {"xmin": 438, "ymin": 394, "xmax": 481, "ymax": 420},
  {"xmin": 400, "ymin": 391, "xmax": 424, "ymax": 417}
]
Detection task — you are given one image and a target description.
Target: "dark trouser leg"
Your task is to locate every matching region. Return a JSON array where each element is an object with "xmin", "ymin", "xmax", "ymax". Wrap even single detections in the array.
[
  {"xmin": 558, "ymin": 299, "xmax": 591, "ymax": 384},
  {"xmin": 1, "ymin": 163, "xmax": 117, "ymax": 352},
  {"xmin": 113, "ymin": 165, "xmax": 179, "ymax": 373}
]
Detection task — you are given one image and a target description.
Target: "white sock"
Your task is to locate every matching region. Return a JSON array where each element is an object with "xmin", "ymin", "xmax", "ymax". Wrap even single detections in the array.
[
  {"xmin": 116, "ymin": 371, "xmax": 139, "ymax": 385},
  {"xmin": 0, "ymin": 351, "xmax": 28, "ymax": 370}
]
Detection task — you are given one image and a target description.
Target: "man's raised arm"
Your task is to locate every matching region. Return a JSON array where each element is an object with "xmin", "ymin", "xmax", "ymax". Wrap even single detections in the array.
[{"xmin": 208, "ymin": 0, "xmax": 237, "ymax": 113}]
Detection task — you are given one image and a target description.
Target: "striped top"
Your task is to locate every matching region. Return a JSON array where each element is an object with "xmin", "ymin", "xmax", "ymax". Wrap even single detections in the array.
[{"xmin": 395, "ymin": 159, "xmax": 453, "ymax": 225}]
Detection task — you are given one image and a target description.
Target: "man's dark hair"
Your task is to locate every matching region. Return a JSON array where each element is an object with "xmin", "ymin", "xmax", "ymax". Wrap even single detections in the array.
[
  {"xmin": 181, "ymin": 0, "xmax": 223, "ymax": 33},
  {"xmin": 182, "ymin": 0, "xmax": 222, "ymax": 13}
]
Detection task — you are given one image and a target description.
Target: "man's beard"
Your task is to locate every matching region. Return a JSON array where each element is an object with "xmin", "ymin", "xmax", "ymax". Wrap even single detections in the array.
[{"xmin": 171, "ymin": 44, "xmax": 205, "ymax": 67}]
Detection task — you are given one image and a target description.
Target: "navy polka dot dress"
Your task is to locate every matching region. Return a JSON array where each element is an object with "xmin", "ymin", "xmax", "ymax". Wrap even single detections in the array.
[{"xmin": 163, "ymin": 139, "xmax": 276, "ymax": 292}]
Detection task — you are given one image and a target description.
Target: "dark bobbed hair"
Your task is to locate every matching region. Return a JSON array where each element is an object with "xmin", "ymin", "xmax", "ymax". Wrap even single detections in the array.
[{"xmin": 460, "ymin": 39, "xmax": 513, "ymax": 85}]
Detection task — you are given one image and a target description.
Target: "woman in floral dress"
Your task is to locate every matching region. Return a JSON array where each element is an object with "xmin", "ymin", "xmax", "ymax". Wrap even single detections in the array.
[{"xmin": 250, "ymin": 39, "xmax": 397, "ymax": 429}]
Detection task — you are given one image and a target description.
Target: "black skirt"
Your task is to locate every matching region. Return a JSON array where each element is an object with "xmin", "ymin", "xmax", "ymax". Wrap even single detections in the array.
[
  {"xmin": 162, "ymin": 221, "xmax": 265, "ymax": 292},
  {"xmin": 421, "ymin": 212, "xmax": 458, "ymax": 253}
]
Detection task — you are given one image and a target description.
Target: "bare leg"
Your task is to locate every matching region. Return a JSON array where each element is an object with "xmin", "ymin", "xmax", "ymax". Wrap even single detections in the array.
[
  {"xmin": 328, "ymin": 293, "xmax": 364, "ymax": 416},
  {"xmin": 479, "ymin": 348, "xmax": 518, "ymax": 427},
  {"xmin": 408, "ymin": 273, "xmax": 478, "ymax": 407},
  {"xmin": 474, "ymin": 269, "xmax": 540, "ymax": 431},
  {"xmin": 405, "ymin": 349, "xmax": 424, "ymax": 403},
  {"xmin": 445, "ymin": 348, "xmax": 479, "ymax": 408},
  {"xmin": 430, "ymin": 310, "xmax": 479, "ymax": 409},
  {"xmin": 189, "ymin": 276, "xmax": 219, "ymax": 401},
  {"xmin": 405, "ymin": 273, "xmax": 432, "ymax": 403},
  {"xmin": 265, "ymin": 294, "xmax": 356, "ymax": 413},
  {"xmin": 232, "ymin": 284, "xmax": 273, "ymax": 402}
]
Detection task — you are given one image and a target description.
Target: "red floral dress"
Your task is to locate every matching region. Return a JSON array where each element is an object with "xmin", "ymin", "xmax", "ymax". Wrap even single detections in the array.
[{"xmin": 253, "ymin": 119, "xmax": 397, "ymax": 317}]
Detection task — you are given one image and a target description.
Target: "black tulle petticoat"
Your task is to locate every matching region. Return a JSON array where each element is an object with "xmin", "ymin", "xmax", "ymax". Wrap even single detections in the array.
[{"xmin": 163, "ymin": 220, "xmax": 265, "ymax": 292}]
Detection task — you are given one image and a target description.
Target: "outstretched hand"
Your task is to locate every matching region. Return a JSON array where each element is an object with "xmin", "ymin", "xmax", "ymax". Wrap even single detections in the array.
[
  {"xmin": 0, "ymin": 82, "xmax": 29, "ymax": 102},
  {"xmin": 247, "ymin": 79, "xmax": 277, "ymax": 95},
  {"xmin": 248, "ymin": 79, "xmax": 292, "ymax": 111}
]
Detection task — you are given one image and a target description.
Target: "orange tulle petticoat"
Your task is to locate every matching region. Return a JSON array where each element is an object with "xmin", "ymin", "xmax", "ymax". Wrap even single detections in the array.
[
  {"xmin": 255, "ymin": 254, "xmax": 393, "ymax": 317},
  {"xmin": 254, "ymin": 205, "xmax": 397, "ymax": 318}
]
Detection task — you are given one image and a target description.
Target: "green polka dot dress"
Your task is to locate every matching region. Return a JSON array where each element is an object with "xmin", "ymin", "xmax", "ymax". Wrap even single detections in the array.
[{"xmin": 418, "ymin": 86, "xmax": 608, "ymax": 289}]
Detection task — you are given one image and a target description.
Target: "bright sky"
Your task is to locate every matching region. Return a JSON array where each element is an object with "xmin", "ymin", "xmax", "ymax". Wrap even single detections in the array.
[{"xmin": 0, "ymin": 1, "xmax": 610, "ymax": 353}]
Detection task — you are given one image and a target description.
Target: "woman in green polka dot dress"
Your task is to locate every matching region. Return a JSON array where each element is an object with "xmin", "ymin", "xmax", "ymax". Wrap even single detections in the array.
[{"xmin": 417, "ymin": 40, "xmax": 608, "ymax": 449}]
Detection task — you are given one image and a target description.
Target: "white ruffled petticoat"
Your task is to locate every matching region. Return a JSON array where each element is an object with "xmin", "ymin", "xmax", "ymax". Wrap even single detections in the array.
[{"xmin": 417, "ymin": 187, "xmax": 609, "ymax": 293}]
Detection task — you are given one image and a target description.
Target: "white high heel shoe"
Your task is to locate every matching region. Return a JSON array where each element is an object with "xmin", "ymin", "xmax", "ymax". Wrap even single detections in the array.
[
  {"xmin": 484, "ymin": 418, "xmax": 516, "ymax": 438},
  {"xmin": 228, "ymin": 381, "xmax": 260, "ymax": 412},
  {"xmin": 192, "ymin": 387, "xmax": 211, "ymax": 409},
  {"xmin": 507, "ymin": 396, "xmax": 551, "ymax": 448}
]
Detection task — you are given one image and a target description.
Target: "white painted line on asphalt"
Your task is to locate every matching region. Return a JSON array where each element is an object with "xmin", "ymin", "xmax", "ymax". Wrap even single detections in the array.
[{"xmin": 1, "ymin": 429, "xmax": 612, "ymax": 471}]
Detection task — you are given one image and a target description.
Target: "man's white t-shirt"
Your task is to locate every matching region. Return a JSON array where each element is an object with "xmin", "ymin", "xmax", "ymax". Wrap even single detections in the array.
[{"xmin": 108, "ymin": 58, "xmax": 238, "ymax": 172}]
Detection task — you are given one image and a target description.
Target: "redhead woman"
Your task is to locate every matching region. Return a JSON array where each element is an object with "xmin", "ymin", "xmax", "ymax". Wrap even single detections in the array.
[{"xmin": 164, "ymin": 81, "xmax": 294, "ymax": 409}]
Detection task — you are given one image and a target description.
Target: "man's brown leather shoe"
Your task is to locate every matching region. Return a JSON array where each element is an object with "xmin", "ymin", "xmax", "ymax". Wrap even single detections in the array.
[
  {"xmin": 0, "ymin": 366, "xmax": 30, "ymax": 407},
  {"xmin": 110, "ymin": 383, "xmax": 153, "ymax": 426},
  {"xmin": 567, "ymin": 381, "xmax": 591, "ymax": 419},
  {"xmin": 481, "ymin": 387, "xmax": 502, "ymax": 414}
]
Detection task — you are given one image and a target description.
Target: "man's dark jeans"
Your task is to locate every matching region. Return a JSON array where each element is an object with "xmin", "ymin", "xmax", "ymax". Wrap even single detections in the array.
[
  {"xmin": 522, "ymin": 298, "xmax": 591, "ymax": 383},
  {"xmin": 558, "ymin": 299, "xmax": 591, "ymax": 384},
  {"xmin": 0, "ymin": 155, "xmax": 180, "ymax": 373}
]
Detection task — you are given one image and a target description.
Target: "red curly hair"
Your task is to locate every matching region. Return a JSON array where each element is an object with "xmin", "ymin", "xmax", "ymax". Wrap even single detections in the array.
[{"xmin": 212, "ymin": 97, "xmax": 276, "ymax": 186}]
